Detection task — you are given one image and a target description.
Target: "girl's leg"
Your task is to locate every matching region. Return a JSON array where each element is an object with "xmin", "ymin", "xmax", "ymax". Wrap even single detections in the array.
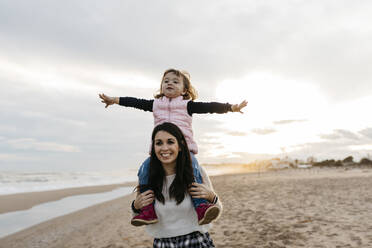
[
  {"xmin": 190, "ymin": 153, "xmax": 208, "ymax": 206},
  {"xmin": 190, "ymin": 153, "xmax": 220, "ymax": 225},
  {"xmin": 138, "ymin": 157, "xmax": 151, "ymax": 192},
  {"xmin": 131, "ymin": 157, "xmax": 158, "ymax": 226}
]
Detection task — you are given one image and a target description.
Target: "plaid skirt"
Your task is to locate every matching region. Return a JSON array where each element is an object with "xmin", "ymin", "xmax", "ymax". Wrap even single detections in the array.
[{"xmin": 153, "ymin": 231, "xmax": 215, "ymax": 248}]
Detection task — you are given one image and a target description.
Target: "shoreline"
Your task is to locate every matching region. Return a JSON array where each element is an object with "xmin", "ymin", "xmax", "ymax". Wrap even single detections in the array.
[
  {"xmin": 1, "ymin": 167, "xmax": 370, "ymax": 215},
  {"xmin": 0, "ymin": 182, "xmax": 136, "ymax": 214}
]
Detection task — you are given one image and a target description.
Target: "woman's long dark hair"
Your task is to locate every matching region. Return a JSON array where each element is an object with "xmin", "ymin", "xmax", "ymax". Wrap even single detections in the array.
[{"xmin": 148, "ymin": 122, "xmax": 194, "ymax": 205}]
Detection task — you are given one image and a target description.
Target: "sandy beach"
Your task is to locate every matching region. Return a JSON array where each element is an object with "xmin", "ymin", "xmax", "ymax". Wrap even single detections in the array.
[{"xmin": 1, "ymin": 168, "xmax": 372, "ymax": 248}]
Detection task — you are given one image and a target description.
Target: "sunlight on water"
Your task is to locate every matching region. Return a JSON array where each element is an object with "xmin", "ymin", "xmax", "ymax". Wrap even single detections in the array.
[{"xmin": 0, "ymin": 187, "xmax": 132, "ymax": 238}]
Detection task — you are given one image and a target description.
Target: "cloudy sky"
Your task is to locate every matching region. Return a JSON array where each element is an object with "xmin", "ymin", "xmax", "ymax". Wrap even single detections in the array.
[{"xmin": 1, "ymin": 0, "xmax": 372, "ymax": 173}]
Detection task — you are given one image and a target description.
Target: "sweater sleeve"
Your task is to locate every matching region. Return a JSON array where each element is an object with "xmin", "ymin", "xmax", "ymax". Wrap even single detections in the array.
[
  {"xmin": 187, "ymin": 101, "xmax": 232, "ymax": 115},
  {"xmin": 199, "ymin": 165, "xmax": 223, "ymax": 212},
  {"xmin": 131, "ymin": 193, "xmax": 141, "ymax": 216},
  {"xmin": 119, "ymin": 97, "xmax": 154, "ymax": 112}
]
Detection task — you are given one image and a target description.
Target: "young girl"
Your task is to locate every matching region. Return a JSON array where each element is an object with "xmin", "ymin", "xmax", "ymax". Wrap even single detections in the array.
[{"xmin": 99, "ymin": 68, "xmax": 247, "ymax": 226}]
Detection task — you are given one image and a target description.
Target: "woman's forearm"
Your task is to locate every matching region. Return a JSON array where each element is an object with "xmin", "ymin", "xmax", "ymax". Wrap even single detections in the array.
[{"xmin": 199, "ymin": 165, "xmax": 222, "ymax": 209}]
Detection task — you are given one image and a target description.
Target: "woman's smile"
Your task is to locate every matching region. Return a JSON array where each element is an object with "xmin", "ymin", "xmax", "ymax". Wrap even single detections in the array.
[{"xmin": 159, "ymin": 152, "xmax": 171, "ymax": 158}]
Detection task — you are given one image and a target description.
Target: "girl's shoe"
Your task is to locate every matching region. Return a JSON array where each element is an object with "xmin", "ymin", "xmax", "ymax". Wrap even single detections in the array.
[
  {"xmin": 131, "ymin": 204, "xmax": 158, "ymax": 226},
  {"xmin": 196, "ymin": 203, "xmax": 220, "ymax": 225}
]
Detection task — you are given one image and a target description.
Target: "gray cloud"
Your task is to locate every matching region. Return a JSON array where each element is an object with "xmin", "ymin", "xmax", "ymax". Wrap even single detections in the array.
[
  {"xmin": 359, "ymin": 128, "xmax": 372, "ymax": 140},
  {"xmin": 6, "ymin": 138, "xmax": 80, "ymax": 152},
  {"xmin": 273, "ymin": 119, "xmax": 307, "ymax": 125},
  {"xmin": 320, "ymin": 129, "xmax": 360, "ymax": 141},
  {"xmin": 1, "ymin": 1, "xmax": 372, "ymax": 100},
  {"xmin": 251, "ymin": 128, "xmax": 277, "ymax": 135},
  {"xmin": 0, "ymin": 77, "xmax": 155, "ymax": 171},
  {"xmin": 287, "ymin": 126, "xmax": 372, "ymax": 161},
  {"xmin": 319, "ymin": 133, "xmax": 341, "ymax": 140},
  {"xmin": 227, "ymin": 131, "xmax": 248, "ymax": 136}
]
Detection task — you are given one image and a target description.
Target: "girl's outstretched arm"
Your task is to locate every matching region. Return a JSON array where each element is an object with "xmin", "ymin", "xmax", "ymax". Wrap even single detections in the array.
[
  {"xmin": 231, "ymin": 100, "xmax": 248, "ymax": 114},
  {"xmin": 99, "ymin": 93, "xmax": 119, "ymax": 108},
  {"xmin": 187, "ymin": 100, "xmax": 248, "ymax": 115},
  {"xmin": 99, "ymin": 93, "xmax": 154, "ymax": 112}
]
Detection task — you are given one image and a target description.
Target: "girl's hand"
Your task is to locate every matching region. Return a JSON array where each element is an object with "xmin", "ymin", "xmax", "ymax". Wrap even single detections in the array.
[
  {"xmin": 99, "ymin": 93, "xmax": 118, "ymax": 108},
  {"xmin": 188, "ymin": 182, "xmax": 215, "ymax": 203},
  {"xmin": 231, "ymin": 100, "xmax": 248, "ymax": 113},
  {"xmin": 134, "ymin": 190, "xmax": 155, "ymax": 210}
]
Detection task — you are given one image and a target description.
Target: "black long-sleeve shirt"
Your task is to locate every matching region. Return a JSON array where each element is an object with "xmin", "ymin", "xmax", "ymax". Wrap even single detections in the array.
[{"xmin": 119, "ymin": 97, "xmax": 233, "ymax": 116}]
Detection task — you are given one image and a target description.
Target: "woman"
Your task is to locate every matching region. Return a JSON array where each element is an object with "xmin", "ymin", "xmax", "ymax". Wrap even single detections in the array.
[{"xmin": 131, "ymin": 122, "xmax": 222, "ymax": 247}]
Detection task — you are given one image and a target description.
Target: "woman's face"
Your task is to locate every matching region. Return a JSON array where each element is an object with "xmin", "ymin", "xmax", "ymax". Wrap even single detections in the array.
[
  {"xmin": 154, "ymin": 130, "xmax": 180, "ymax": 167},
  {"xmin": 161, "ymin": 72, "xmax": 186, "ymax": 98}
]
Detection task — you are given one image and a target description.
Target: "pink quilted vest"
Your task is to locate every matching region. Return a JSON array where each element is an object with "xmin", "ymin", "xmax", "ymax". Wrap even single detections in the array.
[{"xmin": 153, "ymin": 96, "xmax": 198, "ymax": 154}]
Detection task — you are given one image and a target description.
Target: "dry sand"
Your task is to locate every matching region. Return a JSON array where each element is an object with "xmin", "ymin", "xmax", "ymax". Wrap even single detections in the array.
[{"xmin": 1, "ymin": 168, "xmax": 372, "ymax": 248}]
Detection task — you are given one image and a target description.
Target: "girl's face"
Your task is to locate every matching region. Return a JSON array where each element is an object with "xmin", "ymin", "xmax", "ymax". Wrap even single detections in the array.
[
  {"xmin": 161, "ymin": 72, "xmax": 186, "ymax": 98},
  {"xmin": 154, "ymin": 130, "xmax": 180, "ymax": 168}
]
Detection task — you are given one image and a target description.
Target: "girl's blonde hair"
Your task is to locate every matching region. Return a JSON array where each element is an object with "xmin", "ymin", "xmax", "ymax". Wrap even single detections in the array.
[{"xmin": 154, "ymin": 69, "xmax": 198, "ymax": 100}]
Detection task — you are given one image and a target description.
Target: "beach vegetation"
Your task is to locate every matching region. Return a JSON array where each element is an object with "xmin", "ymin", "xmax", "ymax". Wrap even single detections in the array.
[
  {"xmin": 343, "ymin": 156, "xmax": 354, "ymax": 163},
  {"xmin": 334, "ymin": 160, "xmax": 343, "ymax": 167},
  {"xmin": 359, "ymin": 157, "xmax": 372, "ymax": 166}
]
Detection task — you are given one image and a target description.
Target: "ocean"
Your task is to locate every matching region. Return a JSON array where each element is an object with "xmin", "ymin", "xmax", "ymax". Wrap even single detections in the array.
[
  {"xmin": 0, "ymin": 169, "xmax": 138, "ymax": 196},
  {"xmin": 0, "ymin": 164, "xmax": 235, "ymax": 196}
]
